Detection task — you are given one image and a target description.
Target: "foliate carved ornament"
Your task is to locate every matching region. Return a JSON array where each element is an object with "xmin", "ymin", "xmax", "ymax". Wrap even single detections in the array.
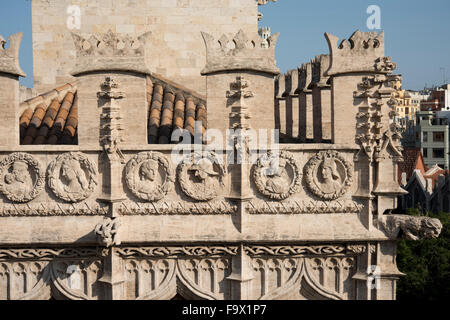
[
  {"xmin": 47, "ymin": 152, "xmax": 98, "ymax": 203},
  {"xmin": 125, "ymin": 152, "xmax": 175, "ymax": 202},
  {"xmin": 0, "ymin": 153, "xmax": 45, "ymax": 203},
  {"xmin": 177, "ymin": 152, "xmax": 226, "ymax": 201},
  {"xmin": 0, "ymin": 202, "xmax": 108, "ymax": 217},
  {"xmin": 117, "ymin": 246, "xmax": 238, "ymax": 259},
  {"xmin": 118, "ymin": 200, "xmax": 237, "ymax": 215},
  {"xmin": 304, "ymin": 151, "xmax": 353, "ymax": 201},
  {"xmin": 243, "ymin": 244, "xmax": 369, "ymax": 257},
  {"xmin": 0, "ymin": 248, "xmax": 100, "ymax": 260},
  {"xmin": 247, "ymin": 199, "xmax": 363, "ymax": 214},
  {"xmin": 252, "ymin": 151, "xmax": 302, "ymax": 200}
]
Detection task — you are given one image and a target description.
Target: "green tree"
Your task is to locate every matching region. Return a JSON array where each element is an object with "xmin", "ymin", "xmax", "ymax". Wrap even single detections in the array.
[{"xmin": 396, "ymin": 211, "xmax": 450, "ymax": 300}]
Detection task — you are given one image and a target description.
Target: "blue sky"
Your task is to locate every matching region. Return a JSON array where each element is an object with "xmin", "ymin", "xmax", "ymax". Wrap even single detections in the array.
[{"xmin": 0, "ymin": 0, "xmax": 449, "ymax": 90}]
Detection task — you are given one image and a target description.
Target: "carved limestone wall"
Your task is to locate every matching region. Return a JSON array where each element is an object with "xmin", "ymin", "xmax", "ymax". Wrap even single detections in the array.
[
  {"xmin": 0, "ymin": 243, "xmax": 379, "ymax": 300},
  {"xmin": 32, "ymin": 0, "xmax": 263, "ymax": 95}
]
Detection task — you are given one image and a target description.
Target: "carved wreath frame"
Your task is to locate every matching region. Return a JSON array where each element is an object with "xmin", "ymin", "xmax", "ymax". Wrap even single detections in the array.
[
  {"xmin": 252, "ymin": 150, "xmax": 302, "ymax": 201},
  {"xmin": 47, "ymin": 152, "xmax": 98, "ymax": 203},
  {"xmin": 177, "ymin": 151, "xmax": 227, "ymax": 202},
  {"xmin": 125, "ymin": 151, "xmax": 175, "ymax": 202},
  {"xmin": 304, "ymin": 151, "xmax": 354, "ymax": 201},
  {"xmin": 0, "ymin": 153, "xmax": 45, "ymax": 203}
]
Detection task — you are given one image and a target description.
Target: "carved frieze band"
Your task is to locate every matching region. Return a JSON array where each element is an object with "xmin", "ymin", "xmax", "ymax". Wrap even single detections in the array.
[
  {"xmin": 245, "ymin": 244, "xmax": 369, "ymax": 257},
  {"xmin": 118, "ymin": 200, "xmax": 237, "ymax": 215},
  {"xmin": 0, "ymin": 202, "xmax": 108, "ymax": 217},
  {"xmin": 116, "ymin": 246, "xmax": 239, "ymax": 258},
  {"xmin": 0, "ymin": 248, "xmax": 101, "ymax": 261},
  {"xmin": 247, "ymin": 199, "xmax": 363, "ymax": 214}
]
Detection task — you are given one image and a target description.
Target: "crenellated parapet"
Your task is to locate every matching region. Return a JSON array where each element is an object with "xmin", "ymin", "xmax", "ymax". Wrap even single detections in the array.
[
  {"xmin": 299, "ymin": 62, "xmax": 313, "ymax": 92},
  {"xmin": 201, "ymin": 29, "xmax": 280, "ymax": 75},
  {"xmin": 311, "ymin": 54, "xmax": 331, "ymax": 88},
  {"xmin": 0, "ymin": 33, "xmax": 26, "ymax": 78},
  {"xmin": 325, "ymin": 30, "xmax": 395, "ymax": 76},
  {"xmin": 71, "ymin": 30, "xmax": 152, "ymax": 76}
]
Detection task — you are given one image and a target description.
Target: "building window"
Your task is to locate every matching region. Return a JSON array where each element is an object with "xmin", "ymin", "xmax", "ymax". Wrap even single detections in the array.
[
  {"xmin": 433, "ymin": 132, "xmax": 445, "ymax": 142},
  {"xmin": 432, "ymin": 148, "xmax": 445, "ymax": 158},
  {"xmin": 422, "ymin": 132, "xmax": 428, "ymax": 142},
  {"xmin": 405, "ymin": 107, "xmax": 409, "ymax": 114},
  {"xmin": 423, "ymin": 148, "xmax": 428, "ymax": 158}
]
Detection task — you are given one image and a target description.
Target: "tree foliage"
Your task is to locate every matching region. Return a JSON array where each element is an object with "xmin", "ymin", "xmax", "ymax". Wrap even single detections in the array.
[{"xmin": 396, "ymin": 210, "xmax": 450, "ymax": 300}]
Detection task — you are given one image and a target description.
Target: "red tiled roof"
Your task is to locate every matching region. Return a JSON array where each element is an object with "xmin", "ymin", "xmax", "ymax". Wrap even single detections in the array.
[
  {"xmin": 146, "ymin": 75, "xmax": 206, "ymax": 144},
  {"xmin": 398, "ymin": 148, "xmax": 427, "ymax": 184},
  {"xmin": 20, "ymin": 83, "xmax": 78, "ymax": 145},
  {"xmin": 424, "ymin": 165, "xmax": 449, "ymax": 189},
  {"xmin": 18, "ymin": 75, "xmax": 207, "ymax": 145}
]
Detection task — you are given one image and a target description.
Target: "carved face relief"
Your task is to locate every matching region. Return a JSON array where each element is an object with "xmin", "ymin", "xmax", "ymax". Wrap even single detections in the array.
[
  {"xmin": 125, "ymin": 152, "xmax": 175, "ymax": 202},
  {"xmin": 177, "ymin": 152, "xmax": 226, "ymax": 201},
  {"xmin": 252, "ymin": 151, "xmax": 301, "ymax": 200},
  {"xmin": 47, "ymin": 152, "xmax": 98, "ymax": 203},
  {"xmin": 0, "ymin": 153, "xmax": 45, "ymax": 203},
  {"xmin": 304, "ymin": 151, "xmax": 353, "ymax": 201}
]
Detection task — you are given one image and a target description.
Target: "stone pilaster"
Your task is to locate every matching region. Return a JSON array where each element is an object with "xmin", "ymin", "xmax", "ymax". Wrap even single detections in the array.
[
  {"xmin": 298, "ymin": 62, "xmax": 313, "ymax": 142},
  {"xmin": 71, "ymin": 30, "xmax": 150, "ymax": 149},
  {"xmin": 311, "ymin": 54, "xmax": 331, "ymax": 142},
  {"xmin": 201, "ymin": 29, "xmax": 280, "ymax": 138},
  {"xmin": 0, "ymin": 33, "xmax": 26, "ymax": 148}
]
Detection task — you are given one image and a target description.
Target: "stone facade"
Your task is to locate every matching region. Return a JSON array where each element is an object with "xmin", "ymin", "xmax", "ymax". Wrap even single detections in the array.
[
  {"xmin": 32, "ymin": 0, "xmax": 264, "ymax": 95},
  {"xmin": 0, "ymin": 2, "xmax": 443, "ymax": 300}
]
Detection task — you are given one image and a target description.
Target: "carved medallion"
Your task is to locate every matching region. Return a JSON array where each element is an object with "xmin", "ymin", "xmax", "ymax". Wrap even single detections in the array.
[
  {"xmin": 125, "ymin": 152, "xmax": 175, "ymax": 202},
  {"xmin": 177, "ymin": 152, "xmax": 226, "ymax": 201},
  {"xmin": 252, "ymin": 151, "xmax": 301, "ymax": 200},
  {"xmin": 47, "ymin": 152, "xmax": 98, "ymax": 203},
  {"xmin": 304, "ymin": 151, "xmax": 353, "ymax": 200},
  {"xmin": 0, "ymin": 153, "xmax": 45, "ymax": 203}
]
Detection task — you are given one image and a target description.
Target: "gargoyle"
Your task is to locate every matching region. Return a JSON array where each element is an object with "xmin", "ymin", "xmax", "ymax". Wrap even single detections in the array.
[{"xmin": 379, "ymin": 215, "xmax": 442, "ymax": 241}]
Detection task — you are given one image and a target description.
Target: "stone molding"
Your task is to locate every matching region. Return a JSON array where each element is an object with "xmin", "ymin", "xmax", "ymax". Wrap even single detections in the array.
[{"xmin": 201, "ymin": 29, "xmax": 280, "ymax": 75}]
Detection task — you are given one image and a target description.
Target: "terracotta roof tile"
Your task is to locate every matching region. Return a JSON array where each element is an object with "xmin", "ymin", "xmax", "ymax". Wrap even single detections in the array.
[
  {"xmin": 20, "ymin": 84, "xmax": 78, "ymax": 145},
  {"xmin": 146, "ymin": 75, "xmax": 206, "ymax": 144}
]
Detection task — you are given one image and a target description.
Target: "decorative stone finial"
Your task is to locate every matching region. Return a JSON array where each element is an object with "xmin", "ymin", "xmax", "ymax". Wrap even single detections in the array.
[
  {"xmin": 201, "ymin": 29, "xmax": 280, "ymax": 75},
  {"xmin": 257, "ymin": 0, "xmax": 278, "ymax": 5},
  {"xmin": 0, "ymin": 33, "xmax": 26, "ymax": 77},
  {"xmin": 71, "ymin": 30, "xmax": 151, "ymax": 76},
  {"xmin": 325, "ymin": 30, "xmax": 395, "ymax": 76}
]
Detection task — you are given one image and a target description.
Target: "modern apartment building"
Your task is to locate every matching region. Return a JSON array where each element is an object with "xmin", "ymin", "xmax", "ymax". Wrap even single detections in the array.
[{"xmin": 415, "ymin": 111, "xmax": 449, "ymax": 170}]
